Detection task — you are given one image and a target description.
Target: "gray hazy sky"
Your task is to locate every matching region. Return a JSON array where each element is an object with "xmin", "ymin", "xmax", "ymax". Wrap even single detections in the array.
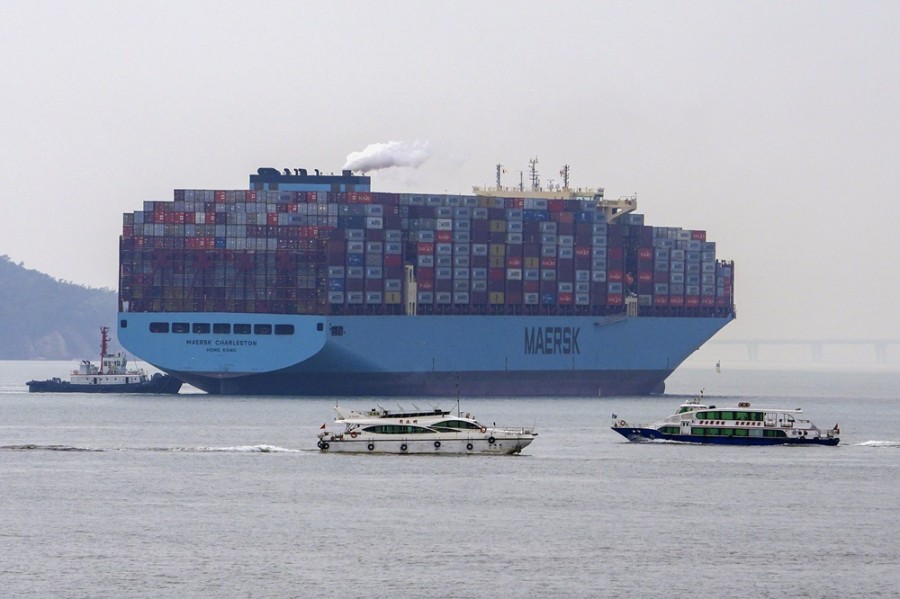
[{"xmin": 2, "ymin": 0, "xmax": 898, "ymax": 342}]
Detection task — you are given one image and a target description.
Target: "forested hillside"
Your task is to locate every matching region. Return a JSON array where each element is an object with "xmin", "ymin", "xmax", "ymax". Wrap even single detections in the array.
[{"xmin": 0, "ymin": 255, "xmax": 118, "ymax": 359}]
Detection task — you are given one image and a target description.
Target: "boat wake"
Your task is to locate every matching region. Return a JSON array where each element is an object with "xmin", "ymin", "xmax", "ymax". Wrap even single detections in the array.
[
  {"xmin": 855, "ymin": 440, "xmax": 900, "ymax": 448},
  {"xmin": 1, "ymin": 443, "xmax": 302, "ymax": 453},
  {"xmin": 1, "ymin": 444, "xmax": 103, "ymax": 452}
]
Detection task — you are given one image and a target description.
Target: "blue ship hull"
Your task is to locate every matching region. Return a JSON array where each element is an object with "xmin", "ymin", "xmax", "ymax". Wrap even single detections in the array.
[
  {"xmin": 612, "ymin": 427, "xmax": 840, "ymax": 446},
  {"xmin": 117, "ymin": 311, "xmax": 732, "ymax": 396}
]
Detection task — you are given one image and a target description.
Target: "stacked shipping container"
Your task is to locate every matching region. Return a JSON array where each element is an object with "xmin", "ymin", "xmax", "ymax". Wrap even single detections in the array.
[{"xmin": 119, "ymin": 189, "xmax": 734, "ymax": 317}]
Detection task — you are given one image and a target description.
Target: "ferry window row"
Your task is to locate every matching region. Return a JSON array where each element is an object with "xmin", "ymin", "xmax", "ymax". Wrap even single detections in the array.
[
  {"xmin": 363, "ymin": 425, "xmax": 430, "ymax": 434},
  {"xmin": 147, "ymin": 322, "xmax": 302, "ymax": 335},
  {"xmin": 695, "ymin": 411, "xmax": 765, "ymax": 421},
  {"xmin": 690, "ymin": 427, "xmax": 786, "ymax": 438}
]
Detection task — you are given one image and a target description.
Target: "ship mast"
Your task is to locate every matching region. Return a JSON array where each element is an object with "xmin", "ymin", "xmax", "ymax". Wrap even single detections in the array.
[
  {"xmin": 99, "ymin": 326, "xmax": 110, "ymax": 374},
  {"xmin": 528, "ymin": 157, "xmax": 540, "ymax": 191}
]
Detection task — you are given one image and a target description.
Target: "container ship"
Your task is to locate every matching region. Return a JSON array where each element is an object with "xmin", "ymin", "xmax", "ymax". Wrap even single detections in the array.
[{"xmin": 117, "ymin": 162, "xmax": 735, "ymax": 396}]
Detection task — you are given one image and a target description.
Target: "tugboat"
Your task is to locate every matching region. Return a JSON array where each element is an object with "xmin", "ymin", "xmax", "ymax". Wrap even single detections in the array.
[
  {"xmin": 26, "ymin": 327, "xmax": 182, "ymax": 394},
  {"xmin": 611, "ymin": 392, "xmax": 839, "ymax": 445},
  {"xmin": 317, "ymin": 405, "xmax": 537, "ymax": 454}
]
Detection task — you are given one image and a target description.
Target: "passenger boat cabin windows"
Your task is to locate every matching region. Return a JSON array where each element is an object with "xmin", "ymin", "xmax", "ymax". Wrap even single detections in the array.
[
  {"xmin": 431, "ymin": 420, "xmax": 482, "ymax": 431},
  {"xmin": 363, "ymin": 425, "xmax": 432, "ymax": 434},
  {"xmin": 696, "ymin": 410, "xmax": 765, "ymax": 421}
]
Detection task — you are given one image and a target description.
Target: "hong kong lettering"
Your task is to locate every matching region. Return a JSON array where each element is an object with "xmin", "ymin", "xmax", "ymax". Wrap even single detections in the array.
[{"xmin": 524, "ymin": 327, "xmax": 580, "ymax": 355}]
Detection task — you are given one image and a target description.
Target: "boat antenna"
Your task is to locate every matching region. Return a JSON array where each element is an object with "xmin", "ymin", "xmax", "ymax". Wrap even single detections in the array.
[{"xmin": 456, "ymin": 373, "xmax": 461, "ymax": 416}]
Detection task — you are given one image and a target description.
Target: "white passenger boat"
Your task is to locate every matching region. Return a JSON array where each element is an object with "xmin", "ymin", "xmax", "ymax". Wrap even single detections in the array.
[
  {"xmin": 611, "ymin": 394, "xmax": 840, "ymax": 446},
  {"xmin": 317, "ymin": 406, "xmax": 537, "ymax": 454}
]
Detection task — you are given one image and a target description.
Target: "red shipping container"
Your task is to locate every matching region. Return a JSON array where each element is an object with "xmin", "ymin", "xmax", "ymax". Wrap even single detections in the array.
[
  {"xmin": 507, "ymin": 255, "xmax": 523, "ymax": 268},
  {"xmin": 384, "ymin": 254, "xmax": 402, "ymax": 267},
  {"xmin": 417, "ymin": 242, "xmax": 435, "ymax": 255},
  {"xmin": 685, "ymin": 296, "xmax": 700, "ymax": 306},
  {"xmin": 670, "ymin": 295, "xmax": 685, "ymax": 306},
  {"xmin": 638, "ymin": 271, "xmax": 653, "ymax": 283},
  {"xmin": 701, "ymin": 296, "xmax": 715, "ymax": 306},
  {"xmin": 691, "ymin": 230, "xmax": 707, "ymax": 241},
  {"xmin": 638, "ymin": 247, "xmax": 653, "ymax": 260},
  {"xmin": 608, "ymin": 246, "xmax": 624, "ymax": 260},
  {"xmin": 215, "ymin": 190, "xmax": 226, "ymax": 203},
  {"xmin": 123, "ymin": 225, "xmax": 134, "ymax": 238},
  {"xmin": 436, "ymin": 230, "xmax": 452, "ymax": 242},
  {"xmin": 556, "ymin": 211, "xmax": 574, "ymax": 225},
  {"xmin": 608, "ymin": 270, "xmax": 624, "ymax": 282},
  {"xmin": 489, "ymin": 268, "xmax": 505, "ymax": 281},
  {"xmin": 247, "ymin": 191, "xmax": 257, "ymax": 202},
  {"xmin": 417, "ymin": 267, "xmax": 434, "ymax": 281},
  {"xmin": 558, "ymin": 292, "xmax": 573, "ymax": 304},
  {"xmin": 268, "ymin": 214, "xmax": 279, "ymax": 226},
  {"xmin": 575, "ymin": 246, "xmax": 591, "ymax": 258},
  {"xmin": 523, "ymin": 280, "xmax": 540, "ymax": 293},
  {"xmin": 540, "ymin": 257, "xmax": 557, "ymax": 269},
  {"xmin": 607, "ymin": 293, "xmax": 623, "ymax": 305},
  {"xmin": 417, "ymin": 279, "xmax": 434, "ymax": 290},
  {"xmin": 654, "ymin": 295, "xmax": 669, "ymax": 306},
  {"xmin": 548, "ymin": 199, "xmax": 565, "ymax": 212}
]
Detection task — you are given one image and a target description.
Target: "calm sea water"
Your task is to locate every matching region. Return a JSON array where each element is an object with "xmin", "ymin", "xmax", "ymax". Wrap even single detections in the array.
[{"xmin": 1, "ymin": 361, "xmax": 898, "ymax": 598}]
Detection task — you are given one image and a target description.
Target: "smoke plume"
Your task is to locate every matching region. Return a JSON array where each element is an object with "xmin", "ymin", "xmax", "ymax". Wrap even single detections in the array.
[{"xmin": 343, "ymin": 141, "xmax": 431, "ymax": 173}]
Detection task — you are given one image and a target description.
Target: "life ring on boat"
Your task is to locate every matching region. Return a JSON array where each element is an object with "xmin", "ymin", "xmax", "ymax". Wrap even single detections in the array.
[
  {"xmin": 487, "ymin": 436, "xmax": 496, "ymax": 445},
  {"xmin": 400, "ymin": 444, "xmax": 408, "ymax": 452},
  {"xmin": 617, "ymin": 420, "xmax": 626, "ymax": 427},
  {"xmin": 434, "ymin": 441, "xmax": 441, "ymax": 449},
  {"xmin": 349, "ymin": 431, "xmax": 358, "ymax": 438},
  {"xmin": 321, "ymin": 442, "xmax": 329, "ymax": 450},
  {"xmin": 367, "ymin": 443, "xmax": 375, "ymax": 451},
  {"xmin": 317, "ymin": 440, "xmax": 323, "ymax": 449},
  {"xmin": 480, "ymin": 427, "xmax": 487, "ymax": 433},
  {"xmin": 466, "ymin": 443, "xmax": 474, "ymax": 451}
]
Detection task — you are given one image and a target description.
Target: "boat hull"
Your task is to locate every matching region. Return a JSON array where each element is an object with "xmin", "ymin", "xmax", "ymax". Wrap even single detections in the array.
[
  {"xmin": 317, "ymin": 435, "xmax": 534, "ymax": 455},
  {"xmin": 26, "ymin": 374, "xmax": 183, "ymax": 394},
  {"xmin": 611, "ymin": 427, "xmax": 840, "ymax": 446},
  {"xmin": 118, "ymin": 311, "xmax": 732, "ymax": 397}
]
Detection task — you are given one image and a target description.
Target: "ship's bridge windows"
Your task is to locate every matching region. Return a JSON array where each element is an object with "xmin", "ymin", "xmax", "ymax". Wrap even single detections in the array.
[
  {"xmin": 172, "ymin": 322, "xmax": 190, "ymax": 334},
  {"xmin": 192, "ymin": 323, "xmax": 211, "ymax": 334},
  {"xmin": 274, "ymin": 324, "xmax": 294, "ymax": 335},
  {"xmin": 213, "ymin": 323, "xmax": 231, "ymax": 334},
  {"xmin": 254, "ymin": 324, "xmax": 272, "ymax": 335},
  {"xmin": 317, "ymin": 322, "xmax": 324, "ymax": 331},
  {"xmin": 149, "ymin": 322, "xmax": 169, "ymax": 333},
  {"xmin": 234, "ymin": 324, "xmax": 251, "ymax": 334}
]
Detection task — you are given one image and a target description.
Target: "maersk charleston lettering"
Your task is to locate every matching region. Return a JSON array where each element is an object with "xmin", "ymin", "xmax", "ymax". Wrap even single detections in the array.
[{"xmin": 524, "ymin": 327, "xmax": 581, "ymax": 355}]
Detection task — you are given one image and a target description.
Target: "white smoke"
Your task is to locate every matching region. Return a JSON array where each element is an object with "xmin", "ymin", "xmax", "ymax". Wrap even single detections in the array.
[{"xmin": 343, "ymin": 140, "xmax": 431, "ymax": 173}]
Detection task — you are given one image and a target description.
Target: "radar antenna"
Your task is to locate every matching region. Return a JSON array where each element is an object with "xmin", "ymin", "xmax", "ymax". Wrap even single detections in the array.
[
  {"xmin": 529, "ymin": 157, "xmax": 540, "ymax": 191},
  {"xmin": 561, "ymin": 164, "xmax": 570, "ymax": 189},
  {"xmin": 495, "ymin": 164, "xmax": 503, "ymax": 189}
]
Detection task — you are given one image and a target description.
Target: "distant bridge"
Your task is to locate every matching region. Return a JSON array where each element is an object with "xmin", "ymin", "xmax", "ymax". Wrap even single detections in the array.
[{"xmin": 706, "ymin": 339, "xmax": 900, "ymax": 364}]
